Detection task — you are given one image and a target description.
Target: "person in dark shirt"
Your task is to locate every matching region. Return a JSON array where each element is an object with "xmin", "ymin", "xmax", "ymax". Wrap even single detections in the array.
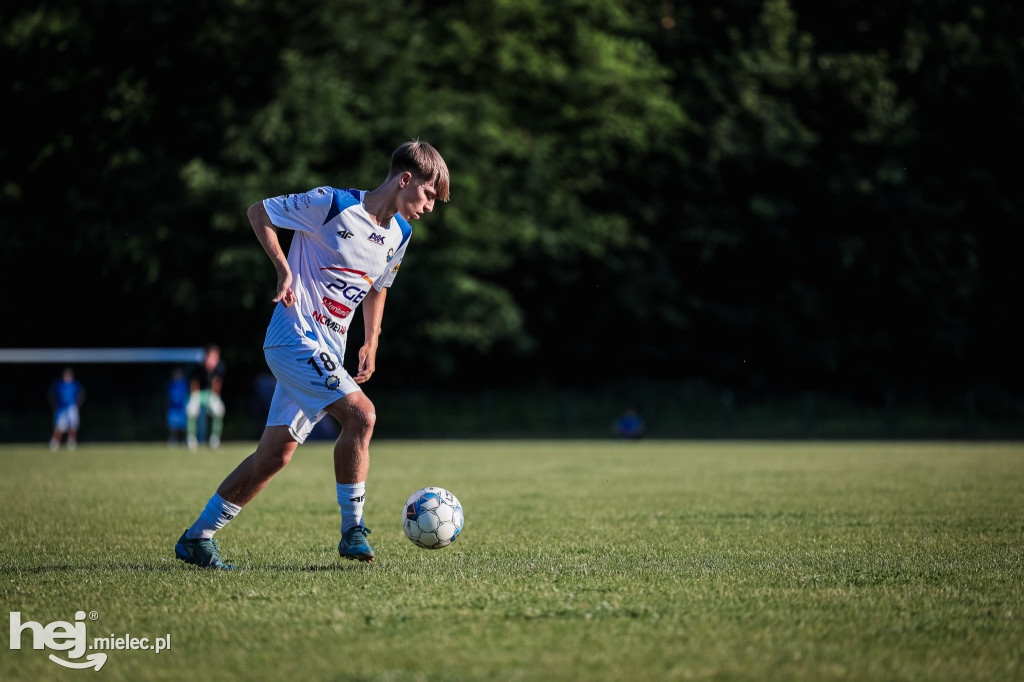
[{"xmin": 186, "ymin": 344, "xmax": 226, "ymax": 450}]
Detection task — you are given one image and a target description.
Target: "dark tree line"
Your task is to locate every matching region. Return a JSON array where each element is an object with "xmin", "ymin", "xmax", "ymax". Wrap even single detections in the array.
[{"xmin": 3, "ymin": 0, "xmax": 1021, "ymax": 411}]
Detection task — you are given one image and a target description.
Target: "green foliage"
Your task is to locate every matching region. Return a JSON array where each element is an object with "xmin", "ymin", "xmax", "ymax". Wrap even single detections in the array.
[
  {"xmin": 1, "ymin": 0, "xmax": 1021, "ymax": 400},
  {"xmin": 173, "ymin": 0, "xmax": 686, "ymax": 375}
]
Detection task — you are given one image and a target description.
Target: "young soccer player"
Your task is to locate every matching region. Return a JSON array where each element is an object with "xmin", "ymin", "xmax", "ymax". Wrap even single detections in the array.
[
  {"xmin": 48, "ymin": 367, "xmax": 85, "ymax": 451},
  {"xmin": 175, "ymin": 141, "xmax": 450, "ymax": 569}
]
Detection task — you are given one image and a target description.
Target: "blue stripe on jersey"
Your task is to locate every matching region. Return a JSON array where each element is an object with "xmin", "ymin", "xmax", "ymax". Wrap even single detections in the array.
[
  {"xmin": 264, "ymin": 303, "xmax": 295, "ymax": 348},
  {"xmin": 322, "ymin": 188, "xmax": 361, "ymax": 225},
  {"xmin": 395, "ymin": 214, "xmax": 413, "ymax": 249}
]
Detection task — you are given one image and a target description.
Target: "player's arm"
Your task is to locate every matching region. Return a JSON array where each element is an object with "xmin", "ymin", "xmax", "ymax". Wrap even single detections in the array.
[
  {"xmin": 247, "ymin": 202, "xmax": 296, "ymax": 308},
  {"xmin": 355, "ymin": 287, "xmax": 387, "ymax": 384}
]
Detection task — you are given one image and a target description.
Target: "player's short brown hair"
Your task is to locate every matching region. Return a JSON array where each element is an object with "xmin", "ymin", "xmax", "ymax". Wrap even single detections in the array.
[{"xmin": 390, "ymin": 140, "xmax": 450, "ymax": 202}]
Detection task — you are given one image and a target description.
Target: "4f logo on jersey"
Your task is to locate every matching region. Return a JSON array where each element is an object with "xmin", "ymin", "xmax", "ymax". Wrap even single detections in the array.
[
  {"xmin": 337, "ymin": 230, "xmax": 354, "ymax": 239},
  {"xmin": 367, "ymin": 233, "xmax": 386, "ymax": 246}
]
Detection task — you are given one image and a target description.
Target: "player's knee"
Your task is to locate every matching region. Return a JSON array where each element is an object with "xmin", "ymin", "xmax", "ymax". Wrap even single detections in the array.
[
  {"xmin": 270, "ymin": 449, "xmax": 293, "ymax": 471},
  {"xmin": 255, "ymin": 445, "xmax": 293, "ymax": 474},
  {"xmin": 362, "ymin": 404, "xmax": 376, "ymax": 432},
  {"xmin": 253, "ymin": 427, "xmax": 298, "ymax": 474},
  {"xmin": 339, "ymin": 400, "xmax": 375, "ymax": 437}
]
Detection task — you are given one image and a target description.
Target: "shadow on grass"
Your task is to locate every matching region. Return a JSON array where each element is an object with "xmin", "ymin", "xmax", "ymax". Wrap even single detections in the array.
[
  {"xmin": 0, "ymin": 561, "xmax": 372, "ymax": 574},
  {"xmin": 258, "ymin": 563, "xmax": 372, "ymax": 572},
  {"xmin": 0, "ymin": 563, "xmax": 179, "ymax": 574}
]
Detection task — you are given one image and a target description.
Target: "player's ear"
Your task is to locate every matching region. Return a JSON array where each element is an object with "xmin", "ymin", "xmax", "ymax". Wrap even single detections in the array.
[{"xmin": 399, "ymin": 171, "xmax": 413, "ymax": 188}]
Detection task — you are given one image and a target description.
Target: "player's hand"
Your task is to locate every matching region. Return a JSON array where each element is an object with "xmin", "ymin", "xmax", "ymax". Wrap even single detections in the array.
[
  {"xmin": 354, "ymin": 344, "xmax": 377, "ymax": 384},
  {"xmin": 273, "ymin": 270, "xmax": 296, "ymax": 308}
]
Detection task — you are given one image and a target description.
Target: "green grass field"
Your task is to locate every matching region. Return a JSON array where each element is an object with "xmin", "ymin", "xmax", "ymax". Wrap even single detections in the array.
[{"xmin": 1, "ymin": 440, "xmax": 1021, "ymax": 681}]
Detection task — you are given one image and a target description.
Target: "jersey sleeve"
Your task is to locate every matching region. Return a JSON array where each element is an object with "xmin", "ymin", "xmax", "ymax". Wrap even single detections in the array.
[{"xmin": 263, "ymin": 186, "xmax": 334, "ymax": 233}]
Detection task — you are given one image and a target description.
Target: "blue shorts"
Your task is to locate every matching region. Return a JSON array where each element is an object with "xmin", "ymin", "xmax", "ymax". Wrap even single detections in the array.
[
  {"xmin": 54, "ymin": 405, "xmax": 79, "ymax": 432},
  {"xmin": 168, "ymin": 407, "xmax": 187, "ymax": 430}
]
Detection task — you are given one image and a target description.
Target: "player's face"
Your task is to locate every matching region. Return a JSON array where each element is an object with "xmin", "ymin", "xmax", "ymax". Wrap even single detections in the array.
[{"xmin": 398, "ymin": 175, "xmax": 437, "ymax": 221}]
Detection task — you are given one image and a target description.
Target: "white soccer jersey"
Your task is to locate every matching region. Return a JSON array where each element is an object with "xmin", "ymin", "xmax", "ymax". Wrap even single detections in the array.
[{"xmin": 262, "ymin": 187, "xmax": 412, "ymax": 360}]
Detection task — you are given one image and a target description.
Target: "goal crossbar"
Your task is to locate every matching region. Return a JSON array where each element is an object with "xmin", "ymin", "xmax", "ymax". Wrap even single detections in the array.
[{"xmin": 0, "ymin": 348, "xmax": 205, "ymax": 363}]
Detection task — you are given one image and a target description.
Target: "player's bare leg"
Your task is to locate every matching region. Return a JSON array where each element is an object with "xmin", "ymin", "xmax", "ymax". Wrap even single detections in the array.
[
  {"xmin": 327, "ymin": 392, "xmax": 375, "ymax": 484},
  {"xmin": 327, "ymin": 392, "xmax": 376, "ymax": 561},
  {"xmin": 216, "ymin": 426, "xmax": 299, "ymax": 505},
  {"xmin": 175, "ymin": 426, "xmax": 298, "ymax": 570}
]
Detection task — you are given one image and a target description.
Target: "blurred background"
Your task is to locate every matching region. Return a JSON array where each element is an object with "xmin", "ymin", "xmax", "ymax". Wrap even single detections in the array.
[{"xmin": 2, "ymin": 0, "xmax": 1021, "ymax": 442}]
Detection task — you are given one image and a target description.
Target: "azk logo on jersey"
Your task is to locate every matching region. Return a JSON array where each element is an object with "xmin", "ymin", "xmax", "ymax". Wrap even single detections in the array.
[{"xmin": 367, "ymin": 233, "xmax": 386, "ymax": 246}]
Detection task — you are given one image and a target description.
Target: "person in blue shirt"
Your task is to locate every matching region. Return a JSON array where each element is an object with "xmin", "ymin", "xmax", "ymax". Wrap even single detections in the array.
[
  {"xmin": 49, "ymin": 367, "xmax": 85, "ymax": 451},
  {"xmin": 167, "ymin": 367, "xmax": 189, "ymax": 446},
  {"xmin": 613, "ymin": 408, "xmax": 646, "ymax": 440}
]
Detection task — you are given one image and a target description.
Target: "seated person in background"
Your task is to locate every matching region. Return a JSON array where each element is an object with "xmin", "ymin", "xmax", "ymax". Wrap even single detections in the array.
[{"xmin": 613, "ymin": 408, "xmax": 646, "ymax": 440}]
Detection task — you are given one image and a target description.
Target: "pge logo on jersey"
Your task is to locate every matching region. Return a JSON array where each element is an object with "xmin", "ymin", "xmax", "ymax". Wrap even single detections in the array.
[{"xmin": 9, "ymin": 611, "xmax": 172, "ymax": 671}]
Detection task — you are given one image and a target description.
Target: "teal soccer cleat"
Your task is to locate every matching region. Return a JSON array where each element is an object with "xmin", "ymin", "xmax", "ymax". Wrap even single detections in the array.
[
  {"xmin": 175, "ymin": 530, "xmax": 239, "ymax": 570},
  {"xmin": 339, "ymin": 525, "xmax": 375, "ymax": 562}
]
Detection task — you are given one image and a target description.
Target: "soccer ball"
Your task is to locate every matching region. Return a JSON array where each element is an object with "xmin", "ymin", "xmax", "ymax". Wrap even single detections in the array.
[{"xmin": 402, "ymin": 486, "xmax": 464, "ymax": 549}]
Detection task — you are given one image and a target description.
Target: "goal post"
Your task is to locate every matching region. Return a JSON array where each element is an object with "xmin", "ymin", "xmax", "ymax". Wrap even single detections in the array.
[{"xmin": 0, "ymin": 347, "xmax": 207, "ymax": 443}]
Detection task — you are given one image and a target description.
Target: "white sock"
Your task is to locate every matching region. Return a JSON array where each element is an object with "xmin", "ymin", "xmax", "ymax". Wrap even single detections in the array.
[
  {"xmin": 186, "ymin": 492, "xmax": 241, "ymax": 540},
  {"xmin": 336, "ymin": 482, "xmax": 366, "ymax": 533}
]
